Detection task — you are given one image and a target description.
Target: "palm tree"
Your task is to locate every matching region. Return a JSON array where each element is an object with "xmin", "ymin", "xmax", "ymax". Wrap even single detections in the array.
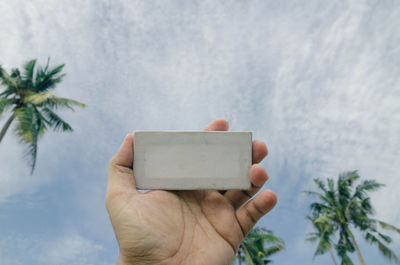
[
  {"xmin": 305, "ymin": 215, "xmax": 339, "ymax": 265},
  {"xmin": 235, "ymin": 227, "xmax": 285, "ymax": 265},
  {"xmin": 0, "ymin": 58, "xmax": 85, "ymax": 174},
  {"xmin": 304, "ymin": 171, "xmax": 400, "ymax": 265}
]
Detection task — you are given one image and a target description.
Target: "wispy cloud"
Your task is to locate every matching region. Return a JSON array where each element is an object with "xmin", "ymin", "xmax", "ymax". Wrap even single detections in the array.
[
  {"xmin": 0, "ymin": 234, "xmax": 103, "ymax": 265},
  {"xmin": 0, "ymin": 1, "xmax": 399, "ymax": 264},
  {"xmin": 41, "ymin": 234, "xmax": 103, "ymax": 265}
]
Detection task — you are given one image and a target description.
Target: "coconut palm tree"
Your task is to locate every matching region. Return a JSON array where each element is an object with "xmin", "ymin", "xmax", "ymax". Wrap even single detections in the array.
[
  {"xmin": 304, "ymin": 171, "xmax": 400, "ymax": 265},
  {"xmin": 305, "ymin": 215, "xmax": 339, "ymax": 265},
  {"xmin": 234, "ymin": 227, "xmax": 285, "ymax": 265},
  {"xmin": 0, "ymin": 58, "xmax": 85, "ymax": 174}
]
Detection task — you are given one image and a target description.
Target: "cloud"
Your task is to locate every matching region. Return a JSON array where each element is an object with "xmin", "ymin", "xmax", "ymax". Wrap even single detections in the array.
[
  {"xmin": 0, "ymin": 1, "xmax": 399, "ymax": 264},
  {"xmin": 0, "ymin": 133, "xmax": 53, "ymax": 203},
  {"xmin": 41, "ymin": 234, "xmax": 103, "ymax": 265},
  {"xmin": 0, "ymin": 233, "xmax": 103, "ymax": 265},
  {"xmin": 263, "ymin": 0, "xmax": 400, "ymax": 226}
]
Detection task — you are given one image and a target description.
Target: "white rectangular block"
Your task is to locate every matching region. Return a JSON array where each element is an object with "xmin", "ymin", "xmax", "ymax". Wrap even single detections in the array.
[{"xmin": 133, "ymin": 131, "xmax": 252, "ymax": 190}]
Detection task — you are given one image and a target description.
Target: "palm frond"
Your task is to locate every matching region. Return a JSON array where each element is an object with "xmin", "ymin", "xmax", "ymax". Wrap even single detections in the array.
[
  {"xmin": 14, "ymin": 106, "xmax": 47, "ymax": 174},
  {"xmin": 241, "ymin": 228, "xmax": 285, "ymax": 265},
  {"xmin": 34, "ymin": 63, "xmax": 65, "ymax": 92},
  {"xmin": 359, "ymin": 197, "xmax": 373, "ymax": 214},
  {"xmin": 346, "ymin": 171, "xmax": 360, "ymax": 183},
  {"xmin": 15, "ymin": 106, "xmax": 34, "ymax": 142},
  {"xmin": 248, "ymin": 233, "xmax": 285, "ymax": 245},
  {"xmin": 25, "ymin": 136, "xmax": 38, "ymax": 175},
  {"xmin": 365, "ymin": 232, "xmax": 400, "ymax": 263},
  {"xmin": 48, "ymin": 64, "xmax": 65, "ymax": 77},
  {"xmin": 377, "ymin": 220, "xmax": 400, "ymax": 234},
  {"xmin": 336, "ymin": 238, "xmax": 355, "ymax": 265},
  {"xmin": 339, "ymin": 255, "xmax": 354, "ymax": 265},
  {"xmin": 338, "ymin": 227, "xmax": 355, "ymax": 252},
  {"xmin": 327, "ymin": 178, "xmax": 335, "ymax": 192},
  {"xmin": 314, "ymin": 237, "xmax": 331, "ymax": 256},
  {"xmin": 42, "ymin": 107, "xmax": 73, "ymax": 132},
  {"xmin": 326, "ymin": 179, "xmax": 338, "ymax": 208},
  {"xmin": 350, "ymin": 212, "xmax": 373, "ymax": 231},
  {"xmin": 314, "ymin": 178, "xmax": 328, "ymax": 193},
  {"xmin": 22, "ymin": 59, "xmax": 37, "ymax": 91},
  {"xmin": 25, "ymin": 91, "xmax": 58, "ymax": 105},
  {"xmin": 242, "ymin": 244, "xmax": 256, "ymax": 265},
  {"xmin": 10, "ymin": 68, "xmax": 20, "ymax": 78},
  {"xmin": 0, "ymin": 97, "xmax": 14, "ymax": 115},
  {"xmin": 48, "ymin": 97, "xmax": 85, "ymax": 109},
  {"xmin": 337, "ymin": 172, "xmax": 361, "ymax": 220},
  {"xmin": 302, "ymin": 190, "xmax": 323, "ymax": 197},
  {"xmin": 303, "ymin": 190, "xmax": 335, "ymax": 207},
  {"xmin": 0, "ymin": 66, "xmax": 17, "ymax": 96},
  {"xmin": 305, "ymin": 232, "xmax": 319, "ymax": 243},
  {"xmin": 377, "ymin": 232, "xmax": 392, "ymax": 244},
  {"xmin": 25, "ymin": 92, "xmax": 85, "ymax": 110},
  {"xmin": 310, "ymin": 202, "xmax": 333, "ymax": 215},
  {"xmin": 353, "ymin": 180, "xmax": 384, "ymax": 200},
  {"xmin": 0, "ymin": 88, "xmax": 16, "ymax": 98},
  {"xmin": 10, "ymin": 68, "xmax": 22, "ymax": 88},
  {"xmin": 264, "ymin": 245, "xmax": 284, "ymax": 257}
]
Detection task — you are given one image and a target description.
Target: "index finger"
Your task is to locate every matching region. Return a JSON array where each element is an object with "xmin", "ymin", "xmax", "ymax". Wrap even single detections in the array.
[{"xmin": 203, "ymin": 118, "xmax": 229, "ymax": 131}]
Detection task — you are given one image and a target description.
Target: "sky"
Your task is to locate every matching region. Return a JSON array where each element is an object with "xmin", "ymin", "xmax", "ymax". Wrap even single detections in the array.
[{"xmin": 0, "ymin": 0, "xmax": 399, "ymax": 264}]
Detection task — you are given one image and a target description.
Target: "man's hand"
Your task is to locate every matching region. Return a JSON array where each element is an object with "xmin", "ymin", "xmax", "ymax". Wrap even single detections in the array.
[{"xmin": 106, "ymin": 119, "xmax": 277, "ymax": 265}]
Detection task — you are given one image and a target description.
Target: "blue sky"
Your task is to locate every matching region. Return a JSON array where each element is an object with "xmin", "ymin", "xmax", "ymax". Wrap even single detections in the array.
[{"xmin": 0, "ymin": 1, "xmax": 399, "ymax": 264}]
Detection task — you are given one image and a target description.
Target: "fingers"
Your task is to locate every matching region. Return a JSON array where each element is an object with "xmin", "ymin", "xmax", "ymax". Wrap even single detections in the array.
[
  {"xmin": 204, "ymin": 121, "xmax": 268, "ymax": 162},
  {"xmin": 204, "ymin": 119, "xmax": 270, "ymax": 206},
  {"xmin": 236, "ymin": 190, "xmax": 277, "ymax": 236},
  {"xmin": 252, "ymin": 140, "xmax": 268, "ymax": 163},
  {"xmin": 203, "ymin": 120, "xmax": 269, "ymax": 165},
  {"xmin": 224, "ymin": 164, "xmax": 269, "ymax": 209},
  {"xmin": 203, "ymin": 118, "xmax": 229, "ymax": 131},
  {"xmin": 107, "ymin": 134, "xmax": 138, "ymax": 202},
  {"xmin": 225, "ymin": 140, "xmax": 268, "ymax": 206}
]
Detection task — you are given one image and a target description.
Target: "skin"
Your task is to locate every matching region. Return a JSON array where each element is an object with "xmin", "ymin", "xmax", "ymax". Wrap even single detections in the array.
[{"xmin": 106, "ymin": 119, "xmax": 277, "ymax": 265}]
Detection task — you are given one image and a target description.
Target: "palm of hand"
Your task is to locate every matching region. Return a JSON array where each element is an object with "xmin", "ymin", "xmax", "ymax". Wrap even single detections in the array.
[
  {"xmin": 110, "ymin": 189, "xmax": 242, "ymax": 265},
  {"xmin": 107, "ymin": 120, "xmax": 277, "ymax": 265}
]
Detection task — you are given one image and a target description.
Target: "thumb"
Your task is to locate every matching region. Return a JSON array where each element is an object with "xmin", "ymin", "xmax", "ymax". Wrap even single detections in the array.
[
  {"xmin": 107, "ymin": 134, "xmax": 137, "ymax": 202},
  {"xmin": 111, "ymin": 133, "xmax": 134, "ymax": 168}
]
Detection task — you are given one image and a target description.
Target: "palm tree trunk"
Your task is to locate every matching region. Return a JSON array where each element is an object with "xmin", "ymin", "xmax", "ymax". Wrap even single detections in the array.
[
  {"xmin": 346, "ymin": 226, "xmax": 366, "ymax": 265},
  {"xmin": 238, "ymin": 249, "xmax": 242, "ymax": 265},
  {"xmin": 0, "ymin": 112, "xmax": 16, "ymax": 143},
  {"xmin": 328, "ymin": 246, "xmax": 338, "ymax": 265}
]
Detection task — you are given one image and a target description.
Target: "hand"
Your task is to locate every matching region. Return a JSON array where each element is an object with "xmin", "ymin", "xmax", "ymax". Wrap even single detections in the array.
[{"xmin": 106, "ymin": 119, "xmax": 277, "ymax": 265}]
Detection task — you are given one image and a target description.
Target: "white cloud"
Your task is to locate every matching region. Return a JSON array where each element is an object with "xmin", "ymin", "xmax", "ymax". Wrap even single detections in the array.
[
  {"xmin": 0, "ymin": 1, "xmax": 399, "ymax": 264},
  {"xmin": 0, "ymin": 133, "xmax": 53, "ymax": 203},
  {"xmin": 0, "ymin": 233, "xmax": 103, "ymax": 265},
  {"xmin": 41, "ymin": 234, "xmax": 103, "ymax": 265},
  {"xmin": 263, "ymin": 0, "xmax": 400, "ymax": 225}
]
